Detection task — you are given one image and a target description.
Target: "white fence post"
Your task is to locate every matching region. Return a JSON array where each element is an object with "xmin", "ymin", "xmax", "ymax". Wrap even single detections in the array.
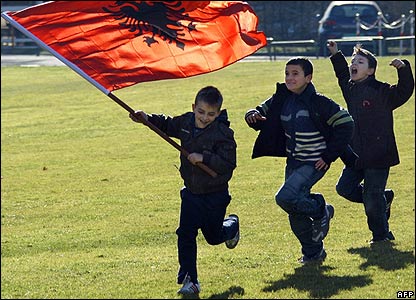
[
  {"xmin": 355, "ymin": 13, "xmax": 361, "ymax": 36},
  {"xmin": 399, "ymin": 14, "xmax": 405, "ymax": 55},
  {"xmin": 377, "ymin": 12, "xmax": 383, "ymax": 56}
]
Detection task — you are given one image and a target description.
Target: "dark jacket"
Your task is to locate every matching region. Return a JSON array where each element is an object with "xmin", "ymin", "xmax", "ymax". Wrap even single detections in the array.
[
  {"xmin": 330, "ymin": 51, "xmax": 414, "ymax": 168},
  {"xmin": 148, "ymin": 109, "xmax": 237, "ymax": 194},
  {"xmin": 245, "ymin": 82, "xmax": 357, "ymax": 166}
]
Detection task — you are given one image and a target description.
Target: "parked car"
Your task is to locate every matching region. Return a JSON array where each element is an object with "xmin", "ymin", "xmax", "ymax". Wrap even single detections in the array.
[{"xmin": 317, "ymin": 1, "xmax": 386, "ymax": 55}]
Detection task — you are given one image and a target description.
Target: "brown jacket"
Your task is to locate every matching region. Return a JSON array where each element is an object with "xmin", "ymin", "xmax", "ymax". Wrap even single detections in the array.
[{"xmin": 148, "ymin": 110, "xmax": 236, "ymax": 194}]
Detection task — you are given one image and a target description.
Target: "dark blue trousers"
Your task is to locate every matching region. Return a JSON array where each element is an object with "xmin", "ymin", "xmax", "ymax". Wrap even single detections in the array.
[
  {"xmin": 275, "ymin": 164, "xmax": 327, "ymax": 258},
  {"xmin": 336, "ymin": 166, "xmax": 391, "ymax": 240},
  {"xmin": 176, "ymin": 187, "xmax": 237, "ymax": 284}
]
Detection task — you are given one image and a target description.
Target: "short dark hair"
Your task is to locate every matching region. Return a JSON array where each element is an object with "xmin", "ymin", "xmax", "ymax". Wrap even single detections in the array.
[
  {"xmin": 352, "ymin": 43, "xmax": 377, "ymax": 72},
  {"xmin": 195, "ymin": 86, "xmax": 223, "ymax": 108},
  {"xmin": 286, "ymin": 57, "xmax": 313, "ymax": 77}
]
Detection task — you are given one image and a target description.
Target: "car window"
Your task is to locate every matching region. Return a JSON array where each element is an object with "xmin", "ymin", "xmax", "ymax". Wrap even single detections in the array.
[
  {"xmin": 330, "ymin": 4, "xmax": 378, "ymax": 22},
  {"xmin": 330, "ymin": 6, "xmax": 346, "ymax": 18}
]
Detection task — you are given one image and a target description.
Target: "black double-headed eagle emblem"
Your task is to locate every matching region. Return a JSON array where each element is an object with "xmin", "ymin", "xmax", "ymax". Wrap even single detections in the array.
[{"xmin": 102, "ymin": 1, "xmax": 198, "ymax": 49}]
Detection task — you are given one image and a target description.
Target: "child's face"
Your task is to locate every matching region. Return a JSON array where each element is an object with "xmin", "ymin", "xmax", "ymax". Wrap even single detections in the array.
[
  {"xmin": 192, "ymin": 101, "xmax": 220, "ymax": 129},
  {"xmin": 285, "ymin": 64, "xmax": 312, "ymax": 95},
  {"xmin": 349, "ymin": 54, "xmax": 375, "ymax": 82}
]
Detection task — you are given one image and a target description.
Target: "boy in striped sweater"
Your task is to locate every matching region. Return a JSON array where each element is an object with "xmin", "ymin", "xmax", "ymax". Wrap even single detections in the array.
[{"xmin": 245, "ymin": 57, "xmax": 355, "ymax": 264}]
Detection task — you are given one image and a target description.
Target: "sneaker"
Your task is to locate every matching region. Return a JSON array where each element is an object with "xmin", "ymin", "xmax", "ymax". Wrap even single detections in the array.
[
  {"xmin": 385, "ymin": 190, "xmax": 394, "ymax": 221},
  {"xmin": 369, "ymin": 231, "xmax": 395, "ymax": 244},
  {"xmin": 311, "ymin": 204, "xmax": 334, "ymax": 242},
  {"xmin": 299, "ymin": 248, "xmax": 327, "ymax": 264},
  {"xmin": 225, "ymin": 214, "xmax": 240, "ymax": 249},
  {"xmin": 177, "ymin": 275, "xmax": 201, "ymax": 295}
]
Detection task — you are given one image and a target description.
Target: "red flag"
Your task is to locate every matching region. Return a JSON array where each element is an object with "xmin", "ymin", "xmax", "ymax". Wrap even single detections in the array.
[{"xmin": 2, "ymin": 1, "xmax": 267, "ymax": 92}]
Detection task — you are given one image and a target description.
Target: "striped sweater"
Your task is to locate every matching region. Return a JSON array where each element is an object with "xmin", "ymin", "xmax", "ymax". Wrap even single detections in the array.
[{"xmin": 246, "ymin": 82, "xmax": 356, "ymax": 167}]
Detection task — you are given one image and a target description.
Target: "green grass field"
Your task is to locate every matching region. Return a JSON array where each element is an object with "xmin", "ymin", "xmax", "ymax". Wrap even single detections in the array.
[{"xmin": 1, "ymin": 56, "xmax": 415, "ymax": 299}]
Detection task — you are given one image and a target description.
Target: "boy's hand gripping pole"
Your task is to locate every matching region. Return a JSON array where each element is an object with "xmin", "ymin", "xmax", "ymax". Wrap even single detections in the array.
[{"xmin": 107, "ymin": 93, "xmax": 218, "ymax": 178}]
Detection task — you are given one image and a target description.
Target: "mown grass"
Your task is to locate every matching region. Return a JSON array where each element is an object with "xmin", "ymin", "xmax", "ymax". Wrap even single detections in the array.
[{"xmin": 1, "ymin": 55, "xmax": 415, "ymax": 299}]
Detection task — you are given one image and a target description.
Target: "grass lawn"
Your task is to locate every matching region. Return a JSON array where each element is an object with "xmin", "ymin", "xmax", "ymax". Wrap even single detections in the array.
[{"xmin": 1, "ymin": 55, "xmax": 415, "ymax": 299}]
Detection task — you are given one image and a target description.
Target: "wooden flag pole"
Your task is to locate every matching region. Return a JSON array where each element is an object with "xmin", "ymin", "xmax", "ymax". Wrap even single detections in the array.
[{"xmin": 107, "ymin": 93, "xmax": 218, "ymax": 178}]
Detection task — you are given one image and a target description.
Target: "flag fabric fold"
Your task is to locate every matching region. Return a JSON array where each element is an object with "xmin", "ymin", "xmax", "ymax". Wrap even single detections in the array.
[{"xmin": 2, "ymin": 1, "xmax": 267, "ymax": 92}]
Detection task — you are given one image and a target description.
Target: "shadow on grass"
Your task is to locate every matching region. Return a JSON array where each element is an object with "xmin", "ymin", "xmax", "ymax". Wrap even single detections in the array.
[
  {"xmin": 206, "ymin": 285, "xmax": 245, "ymax": 299},
  {"xmin": 348, "ymin": 241, "xmax": 415, "ymax": 271},
  {"xmin": 179, "ymin": 293, "xmax": 201, "ymax": 300},
  {"xmin": 178, "ymin": 285, "xmax": 244, "ymax": 300},
  {"xmin": 262, "ymin": 264, "xmax": 372, "ymax": 299}
]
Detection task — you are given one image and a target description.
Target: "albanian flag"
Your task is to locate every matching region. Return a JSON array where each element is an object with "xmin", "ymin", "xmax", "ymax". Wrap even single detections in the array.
[{"xmin": 2, "ymin": 1, "xmax": 267, "ymax": 93}]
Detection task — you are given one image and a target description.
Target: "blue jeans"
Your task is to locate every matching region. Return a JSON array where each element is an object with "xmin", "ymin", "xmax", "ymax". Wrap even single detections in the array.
[
  {"xmin": 176, "ymin": 187, "xmax": 238, "ymax": 284},
  {"xmin": 275, "ymin": 164, "xmax": 327, "ymax": 258},
  {"xmin": 336, "ymin": 167, "xmax": 390, "ymax": 240}
]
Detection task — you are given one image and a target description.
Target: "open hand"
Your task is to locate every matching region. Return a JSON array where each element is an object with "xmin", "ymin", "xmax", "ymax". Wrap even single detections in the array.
[
  {"xmin": 315, "ymin": 158, "xmax": 329, "ymax": 171},
  {"xmin": 327, "ymin": 40, "xmax": 338, "ymax": 55}
]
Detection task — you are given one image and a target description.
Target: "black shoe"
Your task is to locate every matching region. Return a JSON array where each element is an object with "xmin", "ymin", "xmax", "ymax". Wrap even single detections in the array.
[
  {"xmin": 225, "ymin": 214, "xmax": 240, "ymax": 249},
  {"xmin": 311, "ymin": 204, "xmax": 334, "ymax": 242},
  {"xmin": 369, "ymin": 231, "xmax": 395, "ymax": 244},
  {"xmin": 385, "ymin": 190, "xmax": 394, "ymax": 221},
  {"xmin": 299, "ymin": 248, "xmax": 327, "ymax": 265}
]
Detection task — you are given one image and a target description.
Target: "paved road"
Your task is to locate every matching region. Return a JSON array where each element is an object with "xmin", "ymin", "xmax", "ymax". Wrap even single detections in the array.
[{"xmin": 1, "ymin": 54, "xmax": 66, "ymax": 67}]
